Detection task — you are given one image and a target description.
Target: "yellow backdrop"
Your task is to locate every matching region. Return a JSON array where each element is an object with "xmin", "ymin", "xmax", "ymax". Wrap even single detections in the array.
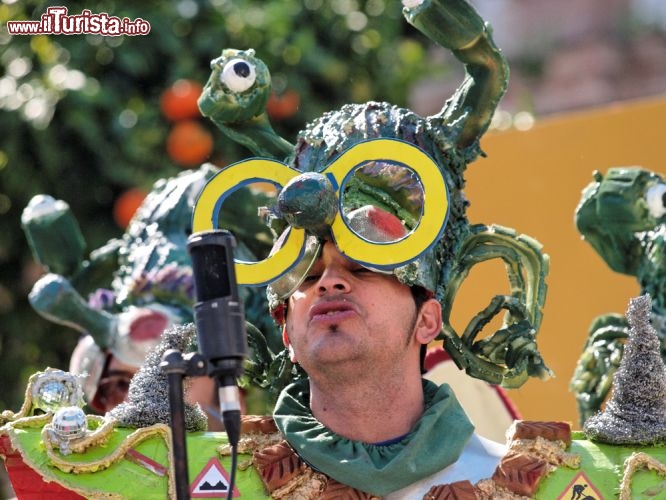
[{"xmin": 448, "ymin": 95, "xmax": 666, "ymax": 428}]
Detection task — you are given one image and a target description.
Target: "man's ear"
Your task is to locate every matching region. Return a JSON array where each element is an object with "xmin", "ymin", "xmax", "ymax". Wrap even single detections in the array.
[
  {"xmin": 282, "ymin": 325, "xmax": 297, "ymax": 363},
  {"xmin": 414, "ymin": 298, "xmax": 442, "ymax": 345}
]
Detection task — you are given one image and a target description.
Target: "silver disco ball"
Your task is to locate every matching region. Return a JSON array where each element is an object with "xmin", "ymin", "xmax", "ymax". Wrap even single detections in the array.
[{"xmin": 51, "ymin": 406, "xmax": 88, "ymax": 441}]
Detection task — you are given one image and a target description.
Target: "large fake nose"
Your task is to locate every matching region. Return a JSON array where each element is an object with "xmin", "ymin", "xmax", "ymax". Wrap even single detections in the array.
[{"xmin": 277, "ymin": 172, "xmax": 338, "ymax": 238}]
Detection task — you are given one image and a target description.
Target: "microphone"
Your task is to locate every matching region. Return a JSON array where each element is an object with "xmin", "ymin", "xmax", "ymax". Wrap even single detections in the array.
[{"xmin": 187, "ymin": 229, "xmax": 247, "ymax": 447}]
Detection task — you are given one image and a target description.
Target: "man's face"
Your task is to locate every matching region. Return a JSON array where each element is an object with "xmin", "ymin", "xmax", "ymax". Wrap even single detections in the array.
[
  {"xmin": 92, "ymin": 355, "xmax": 136, "ymax": 413},
  {"xmin": 284, "ymin": 241, "xmax": 422, "ymax": 381}
]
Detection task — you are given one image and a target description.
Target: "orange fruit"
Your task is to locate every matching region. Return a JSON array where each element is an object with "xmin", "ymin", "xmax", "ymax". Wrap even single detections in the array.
[
  {"xmin": 166, "ymin": 120, "xmax": 214, "ymax": 167},
  {"xmin": 160, "ymin": 79, "xmax": 204, "ymax": 121},
  {"xmin": 266, "ymin": 89, "xmax": 300, "ymax": 120},
  {"xmin": 113, "ymin": 188, "xmax": 147, "ymax": 229}
]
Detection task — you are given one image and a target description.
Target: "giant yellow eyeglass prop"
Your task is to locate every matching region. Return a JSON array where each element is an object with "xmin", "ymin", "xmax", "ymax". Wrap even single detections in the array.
[{"xmin": 192, "ymin": 138, "xmax": 449, "ymax": 291}]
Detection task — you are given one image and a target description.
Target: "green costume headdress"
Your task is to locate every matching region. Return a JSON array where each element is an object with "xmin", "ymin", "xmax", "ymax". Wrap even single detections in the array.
[{"xmin": 193, "ymin": 0, "xmax": 551, "ymax": 390}]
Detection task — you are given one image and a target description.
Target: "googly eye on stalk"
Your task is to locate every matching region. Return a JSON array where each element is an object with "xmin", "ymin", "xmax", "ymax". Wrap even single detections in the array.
[
  {"xmin": 645, "ymin": 182, "xmax": 666, "ymax": 218},
  {"xmin": 221, "ymin": 58, "xmax": 257, "ymax": 92}
]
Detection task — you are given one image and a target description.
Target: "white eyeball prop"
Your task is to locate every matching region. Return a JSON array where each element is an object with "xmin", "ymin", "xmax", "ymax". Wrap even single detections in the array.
[
  {"xmin": 645, "ymin": 183, "xmax": 666, "ymax": 219},
  {"xmin": 221, "ymin": 59, "xmax": 257, "ymax": 92}
]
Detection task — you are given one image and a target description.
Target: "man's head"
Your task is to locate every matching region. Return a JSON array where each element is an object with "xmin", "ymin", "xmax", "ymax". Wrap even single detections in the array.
[{"xmin": 281, "ymin": 241, "xmax": 441, "ymax": 383}]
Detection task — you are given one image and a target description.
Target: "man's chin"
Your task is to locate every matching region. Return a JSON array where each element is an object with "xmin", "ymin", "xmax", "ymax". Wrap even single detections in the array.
[{"xmin": 308, "ymin": 338, "xmax": 362, "ymax": 364}]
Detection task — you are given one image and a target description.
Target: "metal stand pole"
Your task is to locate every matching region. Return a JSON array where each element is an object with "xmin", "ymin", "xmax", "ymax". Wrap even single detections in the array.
[{"xmin": 160, "ymin": 349, "xmax": 191, "ymax": 500}]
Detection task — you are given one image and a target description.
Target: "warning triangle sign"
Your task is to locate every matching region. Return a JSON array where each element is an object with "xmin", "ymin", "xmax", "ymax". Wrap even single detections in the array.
[
  {"xmin": 557, "ymin": 471, "xmax": 603, "ymax": 500},
  {"xmin": 190, "ymin": 457, "xmax": 240, "ymax": 498}
]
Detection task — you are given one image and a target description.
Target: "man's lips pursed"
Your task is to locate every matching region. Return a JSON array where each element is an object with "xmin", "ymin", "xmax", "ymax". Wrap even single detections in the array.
[{"xmin": 308, "ymin": 299, "xmax": 358, "ymax": 324}]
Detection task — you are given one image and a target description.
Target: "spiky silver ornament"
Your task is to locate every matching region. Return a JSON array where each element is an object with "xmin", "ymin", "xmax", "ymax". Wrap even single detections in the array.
[
  {"xmin": 584, "ymin": 294, "xmax": 666, "ymax": 445},
  {"xmin": 109, "ymin": 323, "xmax": 208, "ymax": 432}
]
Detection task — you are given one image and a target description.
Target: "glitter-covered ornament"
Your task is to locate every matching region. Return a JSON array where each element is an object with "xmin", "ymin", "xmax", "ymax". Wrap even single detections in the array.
[{"xmin": 30, "ymin": 369, "xmax": 85, "ymax": 413}]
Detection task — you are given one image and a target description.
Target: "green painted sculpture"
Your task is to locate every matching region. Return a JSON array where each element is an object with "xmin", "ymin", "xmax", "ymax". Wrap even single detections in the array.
[
  {"xmin": 21, "ymin": 164, "xmax": 285, "ymax": 411},
  {"xmin": 570, "ymin": 167, "xmax": 666, "ymax": 425},
  {"xmin": 21, "ymin": 166, "xmax": 217, "ymax": 360}
]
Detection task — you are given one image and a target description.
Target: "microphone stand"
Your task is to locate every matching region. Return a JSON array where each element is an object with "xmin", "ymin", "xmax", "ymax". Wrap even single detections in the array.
[
  {"xmin": 161, "ymin": 230, "xmax": 247, "ymax": 500},
  {"xmin": 160, "ymin": 350, "xmax": 204, "ymax": 500}
]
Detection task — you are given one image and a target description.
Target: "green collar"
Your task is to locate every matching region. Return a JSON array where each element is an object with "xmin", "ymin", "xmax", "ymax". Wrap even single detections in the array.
[{"xmin": 273, "ymin": 378, "xmax": 474, "ymax": 496}]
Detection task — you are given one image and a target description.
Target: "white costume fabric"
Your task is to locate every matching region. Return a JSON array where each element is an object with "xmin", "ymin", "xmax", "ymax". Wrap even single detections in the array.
[{"xmin": 386, "ymin": 433, "xmax": 506, "ymax": 499}]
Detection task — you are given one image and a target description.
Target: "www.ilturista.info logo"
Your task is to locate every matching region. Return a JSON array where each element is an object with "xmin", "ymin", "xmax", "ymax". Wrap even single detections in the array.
[{"xmin": 7, "ymin": 7, "xmax": 150, "ymax": 36}]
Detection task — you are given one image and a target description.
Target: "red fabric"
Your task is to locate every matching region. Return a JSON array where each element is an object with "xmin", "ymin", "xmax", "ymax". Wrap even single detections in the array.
[
  {"xmin": 424, "ymin": 346, "xmax": 522, "ymax": 420},
  {"xmin": 0, "ymin": 435, "xmax": 85, "ymax": 499},
  {"xmin": 423, "ymin": 345, "xmax": 452, "ymax": 371}
]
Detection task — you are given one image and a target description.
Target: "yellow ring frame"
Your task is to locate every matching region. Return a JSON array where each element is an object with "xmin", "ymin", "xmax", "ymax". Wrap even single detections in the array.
[
  {"xmin": 327, "ymin": 139, "xmax": 449, "ymax": 268},
  {"xmin": 192, "ymin": 159, "xmax": 304, "ymax": 286}
]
